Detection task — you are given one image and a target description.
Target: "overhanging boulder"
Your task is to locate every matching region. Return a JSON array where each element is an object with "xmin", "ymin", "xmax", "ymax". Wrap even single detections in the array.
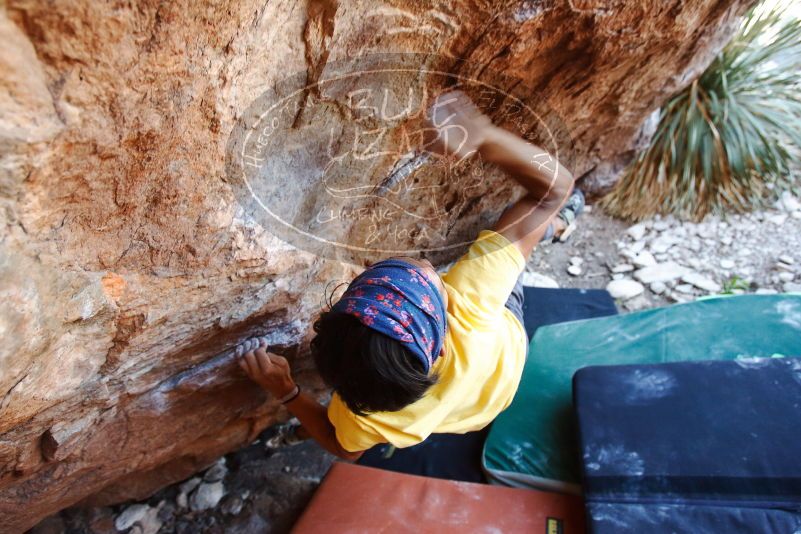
[{"xmin": 0, "ymin": 0, "xmax": 752, "ymax": 530}]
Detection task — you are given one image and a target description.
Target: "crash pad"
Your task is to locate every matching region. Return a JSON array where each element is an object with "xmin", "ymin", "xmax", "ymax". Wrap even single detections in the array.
[
  {"xmin": 482, "ymin": 294, "xmax": 801, "ymax": 493},
  {"xmin": 574, "ymin": 358, "xmax": 801, "ymax": 532},
  {"xmin": 291, "ymin": 462, "xmax": 586, "ymax": 533}
]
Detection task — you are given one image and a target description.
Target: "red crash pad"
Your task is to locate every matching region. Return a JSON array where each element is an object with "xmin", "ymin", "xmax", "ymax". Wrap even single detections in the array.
[{"xmin": 292, "ymin": 462, "xmax": 586, "ymax": 533}]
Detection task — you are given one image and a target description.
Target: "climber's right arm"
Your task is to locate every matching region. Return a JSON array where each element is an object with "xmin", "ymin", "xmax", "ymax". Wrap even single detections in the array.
[
  {"xmin": 479, "ymin": 125, "xmax": 574, "ymax": 258},
  {"xmin": 425, "ymin": 90, "xmax": 574, "ymax": 259}
]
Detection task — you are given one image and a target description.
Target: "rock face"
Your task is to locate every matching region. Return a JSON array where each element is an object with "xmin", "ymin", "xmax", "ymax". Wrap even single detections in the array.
[{"xmin": 0, "ymin": 0, "xmax": 751, "ymax": 530}]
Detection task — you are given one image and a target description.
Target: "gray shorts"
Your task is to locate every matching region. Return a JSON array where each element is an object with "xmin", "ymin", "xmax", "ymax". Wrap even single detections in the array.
[{"xmin": 504, "ymin": 276, "xmax": 526, "ymax": 339}]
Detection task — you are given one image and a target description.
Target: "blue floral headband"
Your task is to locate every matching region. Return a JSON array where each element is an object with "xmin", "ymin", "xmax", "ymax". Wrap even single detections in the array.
[{"xmin": 330, "ymin": 259, "xmax": 446, "ymax": 372}]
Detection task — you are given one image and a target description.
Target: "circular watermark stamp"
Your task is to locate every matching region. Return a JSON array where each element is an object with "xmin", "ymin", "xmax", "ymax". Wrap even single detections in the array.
[{"xmin": 225, "ymin": 53, "xmax": 574, "ymax": 265}]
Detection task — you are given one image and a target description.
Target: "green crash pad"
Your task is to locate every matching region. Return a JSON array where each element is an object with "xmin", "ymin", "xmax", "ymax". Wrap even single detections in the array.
[{"xmin": 482, "ymin": 294, "xmax": 801, "ymax": 493}]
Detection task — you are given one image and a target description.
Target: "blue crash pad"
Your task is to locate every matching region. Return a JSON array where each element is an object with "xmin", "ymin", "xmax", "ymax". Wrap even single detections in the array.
[
  {"xmin": 482, "ymin": 294, "xmax": 801, "ymax": 493},
  {"xmin": 574, "ymin": 358, "xmax": 801, "ymax": 532}
]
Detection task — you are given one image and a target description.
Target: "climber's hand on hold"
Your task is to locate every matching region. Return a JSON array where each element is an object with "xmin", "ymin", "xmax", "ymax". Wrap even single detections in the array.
[
  {"xmin": 237, "ymin": 337, "xmax": 296, "ymax": 398},
  {"xmin": 236, "ymin": 338, "xmax": 363, "ymax": 461},
  {"xmin": 424, "ymin": 90, "xmax": 492, "ymax": 161}
]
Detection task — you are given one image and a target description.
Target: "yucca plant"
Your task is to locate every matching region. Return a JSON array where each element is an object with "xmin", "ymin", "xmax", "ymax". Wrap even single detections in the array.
[{"xmin": 601, "ymin": 2, "xmax": 801, "ymax": 221}]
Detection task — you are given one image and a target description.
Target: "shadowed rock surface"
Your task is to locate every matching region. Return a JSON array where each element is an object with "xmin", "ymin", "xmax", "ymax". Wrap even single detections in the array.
[{"xmin": 0, "ymin": 0, "xmax": 752, "ymax": 530}]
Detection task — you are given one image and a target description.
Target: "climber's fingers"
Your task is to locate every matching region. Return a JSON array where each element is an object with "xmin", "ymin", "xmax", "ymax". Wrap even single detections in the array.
[
  {"xmin": 236, "ymin": 338, "xmax": 258, "ymax": 359},
  {"xmin": 254, "ymin": 347, "xmax": 274, "ymax": 375},
  {"xmin": 235, "ymin": 335, "xmax": 263, "ymax": 359},
  {"xmin": 237, "ymin": 340, "xmax": 252, "ymax": 376},
  {"xmin": 236, "ymin": 337, "xmax": 290, "ymax": 383},
  {"xmin": 243, "ymin": 351, "xmax": 259, "ymax": 377}
]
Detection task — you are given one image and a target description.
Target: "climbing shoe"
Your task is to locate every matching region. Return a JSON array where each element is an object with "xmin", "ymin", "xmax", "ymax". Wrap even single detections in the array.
[
  {"xmin": 264, "ymin": 418, "xmax": 305, "ymax": 449},
  {"xmin": 541, "ymin": 188, "xmax": 585, "ymax": 243}
]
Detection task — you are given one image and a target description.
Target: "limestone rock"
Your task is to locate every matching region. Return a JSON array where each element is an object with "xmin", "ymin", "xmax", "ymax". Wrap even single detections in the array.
[
  {"xmin": 623, "ymin": 294, "xmax": 651, "ymax": 311},
  {"xmin": 650, "ymin": 234, "xmax": 678, "ymax": 254},
  {"xmin": 675, "ymin": 283, "xmax": 695, "ymax": 295},
  {"xmin": 175, "ymin": 477, "xmax": 202, "ymax": 510},
  {"xmin": 189, "ymin": 482, "xmax": 225, "ymax": 512},
  {"xmin": 114, "ymin": 504, "xmax": 150, "ymax": 531},
  {"xmin": 653, "ymin": 220, "xmax": 671, "ymax": 232},
  {"xmin": 0, "ymin": 0, "xmax": 752, "ymax": 530},
  {"xmin": 634, "ymin": 262, "xmax": 689, "ymax": 284},
  {"xmin": 681, "ymin": 272, "xmax": 722, "ymax": 293},
  {"xmin": 768, "ymin": 213, "xmax": 788, "ymax": 226},
  {"xmin": 567, "ymin": 264, "xmax": 583, "ymax": 276},
  {"xmin": 626, "ymin": 223, "xmax": 647, "ymax": 241},
  {"xmin": 632, "ymin": 251, "xmax": 657, "ymax": 268},
  {"xmin": 783, "ymin": 282, "xmax": 801, "ymax": 293},
  {"xmin": 606, "ymin": 279, "xmax": 645, "ymax": 300},
  {"xmin": 778, "ymin": 191, "xmax": 801, "ymax": 212},
  {"xmin": 628, "ymin": 241, "xmax": 647, "ymax": 254},
  {"xmin": 203, "ymin": 459, "xmax": 228, "ymax": 483},
  {"xmin": 650, "ymin": 281, "xmax": 667, "ymax": 295},
  {"xmin": 132, "ymin": 503, "xmax": 164, "ymax": 534},
  {"xmin": 611, "ymin": 264, "xmax": 634, "ymax": 274}
]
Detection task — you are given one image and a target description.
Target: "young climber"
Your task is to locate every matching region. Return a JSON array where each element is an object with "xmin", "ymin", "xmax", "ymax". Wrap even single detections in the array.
[{"xmin": 238, "ymin": 90, "xmax": 579, "ymax": 460}]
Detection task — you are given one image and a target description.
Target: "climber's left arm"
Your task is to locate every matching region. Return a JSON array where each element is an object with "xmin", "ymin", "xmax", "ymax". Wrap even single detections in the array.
[
  {"xmin": 282, "ymin": 391, "xmax": 365, "ymax": 461},
  {"xmin": 239, "ymin": 343, "xmax": 364, "ymax": 461}
]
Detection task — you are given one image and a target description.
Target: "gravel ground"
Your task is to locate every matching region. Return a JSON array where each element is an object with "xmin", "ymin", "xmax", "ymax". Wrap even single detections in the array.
[
  {"xmin": 32, "ymin": 425, "xmax": 337, "ymax": 534},
  {"xmin": 525, "ymin": 190, "xmax": 801, "ymax": 311},
  {"xmin": 30, "ymin": 192, "xmax": 801, "ymax": 534}
]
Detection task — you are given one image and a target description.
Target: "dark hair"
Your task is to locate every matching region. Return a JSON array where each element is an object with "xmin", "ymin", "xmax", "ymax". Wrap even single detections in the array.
[{"xmin": 311, "ymin": 310, "xmax": 438, "ymax": 416}]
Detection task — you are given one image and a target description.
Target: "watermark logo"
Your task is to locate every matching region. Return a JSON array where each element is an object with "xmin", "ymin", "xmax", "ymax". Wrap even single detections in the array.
[{"xmin": 225, "ymin": 53, "xmax": 573, "ymax": 264}]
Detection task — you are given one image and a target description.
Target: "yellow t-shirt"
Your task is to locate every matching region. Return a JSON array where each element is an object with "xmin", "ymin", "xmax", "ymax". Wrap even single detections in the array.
[{"xmin": 328, "ymin": 230, "xmax": 528, "ymax": 452}]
